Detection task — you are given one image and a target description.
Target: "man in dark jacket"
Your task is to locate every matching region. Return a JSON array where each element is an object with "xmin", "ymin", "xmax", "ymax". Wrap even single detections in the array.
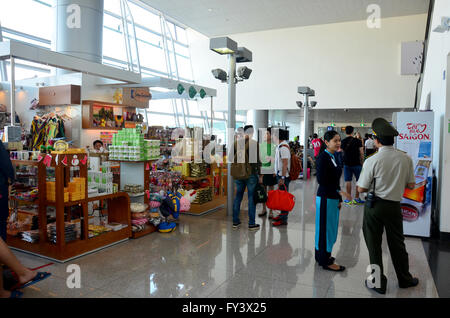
[{"xmin": 0, "ymin": 141, "xmax": 14, "ymax": 241}]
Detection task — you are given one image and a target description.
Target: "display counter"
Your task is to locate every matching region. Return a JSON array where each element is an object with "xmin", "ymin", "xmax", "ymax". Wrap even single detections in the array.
[{"xmin": 7, "ymin": 155, "xmax": 131, "ymax": 262}]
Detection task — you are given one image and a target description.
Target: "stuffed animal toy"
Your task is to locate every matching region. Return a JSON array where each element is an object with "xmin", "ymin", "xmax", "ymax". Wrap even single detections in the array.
[
  {"xmin": 158, "ymin": 191, "xmax": 183, "ymax": 233},
  {"xmin": 179, "ymin": 189, "xmax": 198, "ymax": 212}
]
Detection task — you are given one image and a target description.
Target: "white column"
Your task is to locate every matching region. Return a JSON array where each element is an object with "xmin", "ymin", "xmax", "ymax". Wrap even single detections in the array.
[
  {"xmin": 54, "ymin": 0, "xmax": 104, "ymax": 73},
  {"xmin": 247, "ymin": 110, "xmax": 269, "ymax": 138}
]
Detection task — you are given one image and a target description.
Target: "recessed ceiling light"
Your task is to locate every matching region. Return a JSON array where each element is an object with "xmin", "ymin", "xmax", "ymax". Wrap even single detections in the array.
[{"xmin": 208, "ymin": 8, "xmax": 213, "ymax": 12}]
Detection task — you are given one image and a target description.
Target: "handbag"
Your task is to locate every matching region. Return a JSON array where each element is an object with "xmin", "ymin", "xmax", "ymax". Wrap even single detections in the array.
[
  {"xmin": 254, "ymin": 183, "xmax": 268, "ymax": 204},
  {"xmin": 266, "ymin": 184, "xmax": 295, "ymax": 212}
]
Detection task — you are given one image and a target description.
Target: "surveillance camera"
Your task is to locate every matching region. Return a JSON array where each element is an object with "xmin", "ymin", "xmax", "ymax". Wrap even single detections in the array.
[
  {"xmin": 344, "ymin": 109, "xmax": 349, "ymax": 112},
  {"xmin": 237, "ymin": 66, "xmax": 252, "ymax": 80},
  {"xmin": 310, "ymin": 101, "xmax": 317, "ymax": 108},
  {"xmin": 296, "ymin": 101, "xmax": 303, "ymax": 108},
  {"xmin": 211, "ymin": 69, "xmax": 228, "ymax": 82}
]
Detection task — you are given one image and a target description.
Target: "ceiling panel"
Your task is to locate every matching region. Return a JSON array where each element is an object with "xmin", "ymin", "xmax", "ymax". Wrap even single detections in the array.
[{"xmin": 140, "ymin": 0, "xmax": 429, "ymax": 37}]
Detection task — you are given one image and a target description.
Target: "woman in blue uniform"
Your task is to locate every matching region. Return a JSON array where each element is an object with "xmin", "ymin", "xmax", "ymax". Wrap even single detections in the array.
[{"xmin": 315, "ymin": 131, "xmax": 351, "ymax": 271}]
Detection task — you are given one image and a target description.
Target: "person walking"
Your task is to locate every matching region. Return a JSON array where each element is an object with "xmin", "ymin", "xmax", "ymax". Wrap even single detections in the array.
[
  {"xmin": 357, "ymin": 118, "xmax": 419, "ymax": 294},
  {"xmin": 364, "ymin": 134, "xmax": 376, "ymax": 158},
  {"xmin": 232, "ymin": 125, "xmax": 261, "ymax": 231},
  {"xmin": 341, "ymin": 126, "xmax": 364, "ymax": 205},
  {"xmin": 311, "ymin": 134, "xmax": 323, "ymax": 160},
  {"xmin": 315, "ymin": 130, "xmax": 351, "ymax": 271},
  {"xmin": 258, "ymin": 128, "xmax": 277, "ymax": 219},
  {"xmin": 272, "ymin": 128, "xmax": 291, "ymax": 227},
  {"xmin": 0, "ymin": 140, "xmax": 14, "ymax": 242}
]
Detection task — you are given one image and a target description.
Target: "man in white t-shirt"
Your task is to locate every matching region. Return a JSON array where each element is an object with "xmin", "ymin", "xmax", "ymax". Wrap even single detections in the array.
[
  {"xmin": 272, "ymin": 128, "xmax": 291, "ymax": 227},
  {"xmin": 365, "ymin": 134, "xmax": 376, "ymax": 157}
]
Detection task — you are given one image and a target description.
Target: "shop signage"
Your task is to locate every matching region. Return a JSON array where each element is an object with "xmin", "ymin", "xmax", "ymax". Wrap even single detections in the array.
[
  {"xmin": 122, "ymin": 87, "xmax": 151, "ymax": 108},
  {"xmin": 395, "ymin": 111, "xmax": 434, "ymax": 237},
  {"xmin": 398, "ymin": 123, "xmax": 431, "ymax": 141},
  {"xmin": 189, "ymin": 86, "xmax": 197, "ymax": 99}
]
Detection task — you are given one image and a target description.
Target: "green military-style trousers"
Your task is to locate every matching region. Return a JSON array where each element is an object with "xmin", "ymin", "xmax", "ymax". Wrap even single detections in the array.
[{"xmin": 363, "ymin": 199, "xmax": 414, "ymax": 288}]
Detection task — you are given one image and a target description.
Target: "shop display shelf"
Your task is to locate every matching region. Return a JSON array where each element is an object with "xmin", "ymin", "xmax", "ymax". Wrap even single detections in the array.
[
  {"xmin": 10, "ymin": 197, "xmax": 39, "ymax": 205},
  {"xmin": 109, "ymin": 159, "xmax": 158, "ymax": 163},
  {"xmin": 131, "ymin": 224, "xmax": 157, "ymax": 239},
  {"xmin": 126, "ymin": 192, "xmax": 145, "ymax": 198},
  {"xmin": 11, "ymin": 160, "xmax": 40, "ymax": 166},
  {"xmin": 182, "ymin": 175, "xmax": 210, "ymax": 181}
]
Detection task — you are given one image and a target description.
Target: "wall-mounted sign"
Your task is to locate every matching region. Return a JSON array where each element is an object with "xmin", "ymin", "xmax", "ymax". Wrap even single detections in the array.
[
  {"xmin": 177, "ymin": 84, "xmax": 185, "ymax": 95},
  {"xmin": 189, "ymin": 86, "xmax": 197, "ymax": 99},
  {"xmin": 122, "ymin": 87, "xmax": 151, "ymax": 108}
]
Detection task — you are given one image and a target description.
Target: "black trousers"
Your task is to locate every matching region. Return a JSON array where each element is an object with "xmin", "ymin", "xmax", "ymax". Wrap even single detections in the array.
[{"xmin": 363, "ymin": 199, "xmax": 414, "ymax": 287}]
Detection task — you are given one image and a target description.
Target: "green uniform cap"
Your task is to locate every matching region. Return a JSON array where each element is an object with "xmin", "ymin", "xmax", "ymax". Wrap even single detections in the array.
[{"xmin": 372, "ymin": 117, "xmax": 399, "ymax": 137}]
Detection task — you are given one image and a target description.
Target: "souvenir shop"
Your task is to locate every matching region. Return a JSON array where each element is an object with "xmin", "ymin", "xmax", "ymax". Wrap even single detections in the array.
[{"xmin": 0, "ymin": 44, "xmax": 225, "ymax": 263}]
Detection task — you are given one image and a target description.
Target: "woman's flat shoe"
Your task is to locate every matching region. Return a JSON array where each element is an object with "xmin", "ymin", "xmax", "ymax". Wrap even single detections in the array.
[{"xmin": 322, "ymin": 264, "xmax": 346, "ymax": 272}]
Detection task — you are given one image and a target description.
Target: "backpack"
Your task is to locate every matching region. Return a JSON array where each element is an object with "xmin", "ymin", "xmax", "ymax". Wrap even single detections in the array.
[
  {"xmin": 231, "ymin": 139, "xmax": 253, "ymax": 180},
  {"xmin": 279, "ymin": 144, "xmax": 302, "ymax": 180}
]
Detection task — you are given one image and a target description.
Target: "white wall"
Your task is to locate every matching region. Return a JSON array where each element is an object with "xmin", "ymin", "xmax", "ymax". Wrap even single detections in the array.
[
  {"xmin": 188, "ymin": 14, "xmax": 427, "ymax": 112},
  {"xmin": 419, "ymin": 0, "xmax": 450, "ymax": 234}
]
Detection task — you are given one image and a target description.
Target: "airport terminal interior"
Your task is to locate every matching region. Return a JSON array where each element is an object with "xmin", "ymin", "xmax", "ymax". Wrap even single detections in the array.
[{"xmin": 0, "ymin": 0, "xmax": 449, "ymax": 298}]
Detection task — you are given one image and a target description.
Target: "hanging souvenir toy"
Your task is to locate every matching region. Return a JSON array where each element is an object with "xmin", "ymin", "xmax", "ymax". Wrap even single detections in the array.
[
  {"xmin": 72, "ymin": 155, "xmax": 79, "ymax": 166},
  {"xmin": 54, "ymin": 140, "xmax": 69, "ymax": 152}
]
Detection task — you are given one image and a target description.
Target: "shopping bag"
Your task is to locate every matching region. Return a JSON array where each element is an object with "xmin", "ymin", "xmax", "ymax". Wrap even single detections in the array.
[
  {"xmin": 254, "ymin": 183, "xmax": 268, "ymax": 204},
  {"xmin": 266, "ymin": 184, "xmax": 295, "ymax": 212}
]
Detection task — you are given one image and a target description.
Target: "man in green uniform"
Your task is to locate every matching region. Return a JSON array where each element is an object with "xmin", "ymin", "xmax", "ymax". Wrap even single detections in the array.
[{"xmin": 357, "ymin": 118, "xmax": 419, "ymax": 294}]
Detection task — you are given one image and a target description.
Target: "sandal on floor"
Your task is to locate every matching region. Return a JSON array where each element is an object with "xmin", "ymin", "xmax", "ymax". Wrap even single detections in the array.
[
  {"xmin": 9, "ymin": 290, "xmax": 23, "ymax": 298},
  {"xmin": 322, "ymin": 264, "xmax": 346, "ymax": 272},
  {"xmin": 12, "ymin": 272, "xmax": 51, "ymax": 290}
]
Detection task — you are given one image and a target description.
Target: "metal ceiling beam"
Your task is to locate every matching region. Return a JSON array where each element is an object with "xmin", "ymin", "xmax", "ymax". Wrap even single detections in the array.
[
  {"xmin": 0, "ymin": 40, "xmax": 142, "ymax": 84},
  {"xmin": 97, "ymin": 76, "xmax": 217, "ymax": 97}
]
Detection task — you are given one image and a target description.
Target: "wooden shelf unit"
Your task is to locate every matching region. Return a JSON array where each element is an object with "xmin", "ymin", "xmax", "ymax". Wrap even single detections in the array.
[
  {"xmin": 179, "ymin": 162, "xmax": 226, "ymax": 215},
  {"xmin": 81, "ymin": 100, "xmax": 143, "ymax": 130},
  {"xmin": 131, "ymin": 224, "xmax": 157, "ymax": 239},
  {"xmin": 8, "ymin": 156, "xmax": 131, "ymax": 262}
]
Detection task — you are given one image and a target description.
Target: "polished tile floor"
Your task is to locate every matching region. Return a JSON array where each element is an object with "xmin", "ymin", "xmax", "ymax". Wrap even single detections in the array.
[{"xmin": 12, "ymin": 178, "xmax": 440, "ymax": 298}]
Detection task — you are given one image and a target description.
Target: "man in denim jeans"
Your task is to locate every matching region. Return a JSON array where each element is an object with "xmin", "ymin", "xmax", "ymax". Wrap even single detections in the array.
[
  {"xmin": 232, "ymin": 126, "xmax": 262, "ymax": 231},
  {"xmin": 272, "ymin": 128, "xmax": 291, "ymax": 227},
  {"xmin": 341, "ymin": 126, "xmax": 365, "ymax": 205}
]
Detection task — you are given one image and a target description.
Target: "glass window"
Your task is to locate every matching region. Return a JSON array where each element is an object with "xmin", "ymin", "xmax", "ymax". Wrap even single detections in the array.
[
  {"xmin": 104, "ymin": 0, "xmax": 122, "ymax": 15},
  {"xmin": 5, "ymin": 62, "xmax": 51, "ymax": 81},
  {"xmin": 187, "ymin": 117, "xmax": 204, "ymax": 129},
  {"xmin": 176, "ymin": 56, "xmax": 192, "ymax": 80},
  {"xmin": 129, "ymin": 2, "xmax": 162, "ymax": 34},
  {"xmin": 137, "ymin": 41, "xmax": 167, "ymax": 74},
  {"xmin": 147, "ymin": 113, "xmax": 176, "ymax": 127},
  {"xmin": 176, "ymin": 26, "xmax": 188, "ymax": 45},
  {"xmin": 150, "ymin": 99, "xmax": 174, "ymax": 114},
  {"xmin": 0, "ymin": 0, "xmax": 53, "ymax": 42},
  {"xmin": 135, "ymin": 28, "xmax": 162, "ymax": 47},
  {"xmin": 102, "ymin": 27, "xmax": 128, "ymax": 63},
  {"xmin": 186, "ymin": 101, "xmax": 201, "ymax": 116}
]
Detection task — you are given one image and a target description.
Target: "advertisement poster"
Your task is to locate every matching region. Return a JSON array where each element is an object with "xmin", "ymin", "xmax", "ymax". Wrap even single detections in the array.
[{"xmin": 395, "ymin": 111, "xmax": 434, "ymax": 237}]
